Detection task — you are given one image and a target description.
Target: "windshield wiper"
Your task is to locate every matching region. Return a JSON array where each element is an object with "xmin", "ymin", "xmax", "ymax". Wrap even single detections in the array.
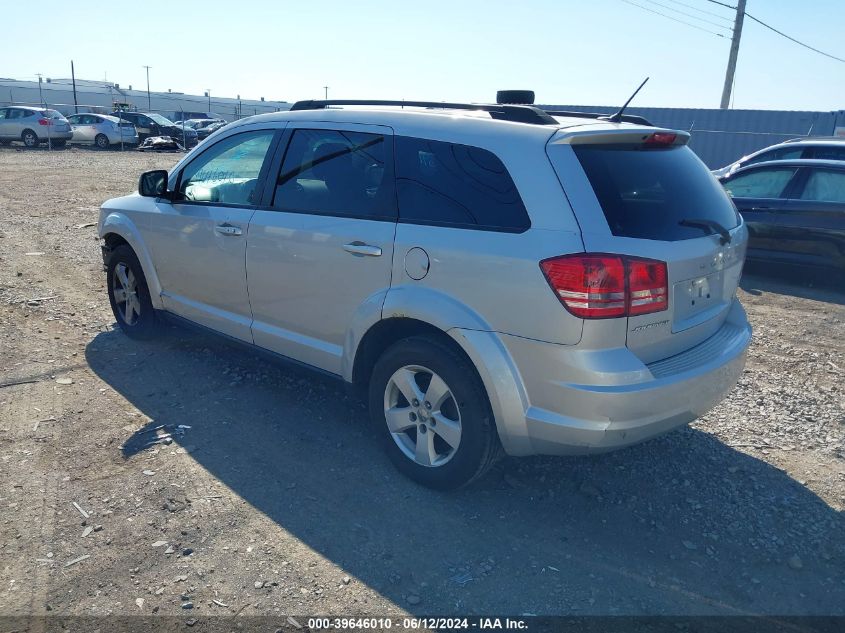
[{"xmin": 679, "ymin": 218, "xmax": 732, "ymax": 245}]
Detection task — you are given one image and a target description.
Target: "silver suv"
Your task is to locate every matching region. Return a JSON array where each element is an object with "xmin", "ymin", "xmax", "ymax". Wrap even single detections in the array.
[
  {"xmin": 98, "ymin": 99, "xmax": 752, "ymax": 489},
  {"xmin": 0, "ymin": 106, "xmax": 72, "ymax": 147}
]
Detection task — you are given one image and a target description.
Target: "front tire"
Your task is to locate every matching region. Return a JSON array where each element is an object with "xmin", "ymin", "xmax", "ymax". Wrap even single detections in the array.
[
  {"xmin": 95, "ymin": 134, "xmax": 110, "ymax": 149},
  {"xmin": 106, "ymin": 245, "xmax": 159, "ymax": 339},
  {"xmin": 368, "ymin": 336, "xmax": 501, "ymax": 490}
]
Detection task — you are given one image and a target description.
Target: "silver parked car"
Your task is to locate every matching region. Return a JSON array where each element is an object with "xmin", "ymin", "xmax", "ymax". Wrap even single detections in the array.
[
  {"xmin": 98, "ymin": 99, "xmax": 752, "ymax": 489},
  {"xmin": 67, "ymin": 113, "xmax": 139, "ymax": 148},
  {"xmin": 0, "ymin": 106, "xmax": 72, "ymax": 147}
]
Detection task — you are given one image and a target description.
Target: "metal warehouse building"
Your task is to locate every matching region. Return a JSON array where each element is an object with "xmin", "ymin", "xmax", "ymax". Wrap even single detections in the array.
[
  {"xmin": 0, "ymin": 77, "xmax": 290, "ymax": 122},
  {"xmin": 545, "ymin": 103, "xmax": 845, "ymax": 169}
]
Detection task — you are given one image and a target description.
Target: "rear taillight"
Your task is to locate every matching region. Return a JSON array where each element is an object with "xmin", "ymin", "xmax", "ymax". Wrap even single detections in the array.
[
  {"xmin": 37, "ymin": 118, "xmax": 50, "ymax": 126},
  {"xmin": 540, "ymin": 254, "xmax": 668, "ymax": 319}
]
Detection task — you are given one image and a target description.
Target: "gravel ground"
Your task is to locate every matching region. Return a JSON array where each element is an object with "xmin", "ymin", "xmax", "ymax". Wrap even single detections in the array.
[{"xmin": 0, "ymin": 147, "xmax": 843, "ymax": 619}]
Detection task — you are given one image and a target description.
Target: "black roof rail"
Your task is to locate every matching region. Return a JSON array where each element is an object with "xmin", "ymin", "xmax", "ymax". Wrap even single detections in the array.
[
  {"xmin": 543, "ymin": 109, "xmax": 653, "ymax": 126},
  {"xmin": 289, "ymin": 99, "xmax": 559, "ymax": 125}
]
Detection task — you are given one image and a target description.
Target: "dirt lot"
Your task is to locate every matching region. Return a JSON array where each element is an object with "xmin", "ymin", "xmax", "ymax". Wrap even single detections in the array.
[{"xmin": 1, "ymin": 147, "xmax": 844, "ymax": 621}]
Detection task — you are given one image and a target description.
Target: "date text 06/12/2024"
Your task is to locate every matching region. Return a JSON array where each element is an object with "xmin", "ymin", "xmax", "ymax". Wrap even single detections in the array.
[{"xmin": 306, "ymin": 617, "xmax": 528, "ymax": 630}]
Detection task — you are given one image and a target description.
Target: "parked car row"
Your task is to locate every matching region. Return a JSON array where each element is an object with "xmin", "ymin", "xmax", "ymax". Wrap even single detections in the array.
[
  {"xmin": 714, "ymin": 138, "xmax": 845, "ymax": 274},
  {"xmin": 0, "ymin": 105, "xmax": 231, "ymax": 149}
]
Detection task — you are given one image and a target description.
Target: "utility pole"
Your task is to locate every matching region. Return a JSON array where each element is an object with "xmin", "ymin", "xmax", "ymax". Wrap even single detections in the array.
[
  {"xmin": 71, "ymin": 61, "xmax": 79, "ymax": 113},
  {"xmin": 720, "ymin": 0, "xmax": 746, "ymax": 109},
  {"xmin": 143, "ymin": 65, "xmax": 152, "ymax": 110},
  {"xmin": 323, "ymin": 85, "xmax": 329, "ymax": 100},
  {"xmin": 206, "ymin": 89, "xmax": 211, "ymax": 112},
  {"xmin": 36, "ymin": 73, "xmax": 44, "ymax": 105}
]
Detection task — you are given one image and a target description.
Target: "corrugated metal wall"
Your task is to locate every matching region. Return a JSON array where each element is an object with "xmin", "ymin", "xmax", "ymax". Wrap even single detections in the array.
[{"xmin": 543, "ymin": 104, "xmax": 845, "ymax": 168}]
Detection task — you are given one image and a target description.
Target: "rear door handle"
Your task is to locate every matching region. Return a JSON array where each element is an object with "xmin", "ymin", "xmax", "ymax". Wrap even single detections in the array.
[
  {"xmin": 215, "ymin": 223, "xmax": 243, "ymax": 236},
  {"xmin": 343, "ymin": 241, "xmax": 382, "ymax": 257}
]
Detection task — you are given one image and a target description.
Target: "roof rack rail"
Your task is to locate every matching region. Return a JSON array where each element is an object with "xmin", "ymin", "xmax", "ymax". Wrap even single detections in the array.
[
  {"xmin": 542, "ymin": 109, "xmax": 653, "ymax": 126},
  {"xmin": 289, "ymin": 99, "xmax": 559, "ymax": 126},
  {"xmin": 783, "ymin": 135, "xmax": 845, "ymax": 143}
]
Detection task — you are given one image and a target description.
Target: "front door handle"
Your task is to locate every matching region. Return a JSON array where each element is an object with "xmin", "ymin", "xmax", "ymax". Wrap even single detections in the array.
[
  {"xmin": 215, "ymin": 223, "xmax": 243, "ymax": 236},
  {"xmin": 343, "ymin": 241, "xmax": 382, "ymax": 257}
]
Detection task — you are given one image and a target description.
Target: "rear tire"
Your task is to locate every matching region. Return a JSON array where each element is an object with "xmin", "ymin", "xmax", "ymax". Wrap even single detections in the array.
[
  {"xmin": 22, "ymin": 130, "xmax": 39, "ymax": 148},
  {"xmin": 51, "ymin": 139, "xmax": 67, "ymax": 148},
  {"xmin": 106, "ymin": 245, "xmax": 160, "ymax": 339},
  {"xmin": 95, "ymin": 134, "xmax": 110, "ymax": 149},
  {"xmin": 368, "ymin": 335, "xmax": 501, "ymax": 490}
]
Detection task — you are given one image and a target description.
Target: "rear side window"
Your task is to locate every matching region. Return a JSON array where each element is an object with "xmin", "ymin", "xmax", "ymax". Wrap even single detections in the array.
[
  {"xmin": 746, "ymin": 147, "xmax": 803, "ymax": 165},
  {"xmin": 395, "ymin": 137, "xmax": 530, "ymax": 232},
  {"xmin": 810, "ymin": 146, "xmax": 845, "ymax": 161},
  {"xmin": 798, "ymin": 169, "xmax": 845, "ymax": 202},
  {"xmin": 574, "ymin": 144, "xmax": 739, "ymax": 241},
  {"xmin": 273, "ymin": 129, "xmax": 395, "ymax": 219},
  {"xmin": 723, "ymin": 167, "xmax": 797, "ymax": 198}
]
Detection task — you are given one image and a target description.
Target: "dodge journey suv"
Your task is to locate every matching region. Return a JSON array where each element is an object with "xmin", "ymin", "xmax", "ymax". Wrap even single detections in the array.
[{"xmin": 98, "ymin": 99, "xmax": 752, "ymax": 489}]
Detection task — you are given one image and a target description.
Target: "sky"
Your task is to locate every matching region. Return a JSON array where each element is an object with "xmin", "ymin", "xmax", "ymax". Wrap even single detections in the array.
[{"xmin": 1, "ymin": 0, "xmax": 843, "ymax": 111}]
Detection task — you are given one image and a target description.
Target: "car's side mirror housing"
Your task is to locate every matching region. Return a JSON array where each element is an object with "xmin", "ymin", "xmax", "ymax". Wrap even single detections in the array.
[{"xmin": 139, "ymin": 170, "xmax": 169, "ymax": 197}]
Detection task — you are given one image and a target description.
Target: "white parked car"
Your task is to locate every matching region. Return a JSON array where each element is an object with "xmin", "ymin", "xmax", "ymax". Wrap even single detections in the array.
[
  {"xmin": 98, "ymin": 98, "xmax": 751, "ymax": 489},
  {"xmin": 67, "ymin": 113, "xmax": 139, "ymax": 148}
]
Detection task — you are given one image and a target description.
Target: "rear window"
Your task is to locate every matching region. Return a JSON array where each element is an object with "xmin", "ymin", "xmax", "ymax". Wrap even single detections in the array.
[{"xmin": 574, "ymin": 144, "xmax": 739, "ymax": 241}]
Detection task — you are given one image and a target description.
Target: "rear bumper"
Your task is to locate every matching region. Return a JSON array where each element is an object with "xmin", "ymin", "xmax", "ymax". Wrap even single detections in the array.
[
  {"xmin": 454, "ymin": 300, "xmax": 751, "ymax": 457},
  {"xmin": 42, "ymin": 130, "xmax": 73, "ymax": 141}
]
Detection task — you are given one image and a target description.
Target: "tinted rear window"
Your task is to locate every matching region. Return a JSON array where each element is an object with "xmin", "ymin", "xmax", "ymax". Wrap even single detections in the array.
[
  {"xmin": 395, "ymin": 137, "xmax": 530, "ymax": 232},
  {"xmin": 574, "ymin": 144, "xmax": 739, "ymax": 241}
]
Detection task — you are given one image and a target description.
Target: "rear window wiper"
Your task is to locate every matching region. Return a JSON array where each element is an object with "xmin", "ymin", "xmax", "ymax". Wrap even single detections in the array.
[{"xmin": 679, "ymin": 218, "xmax": 732, "ymax": 245}]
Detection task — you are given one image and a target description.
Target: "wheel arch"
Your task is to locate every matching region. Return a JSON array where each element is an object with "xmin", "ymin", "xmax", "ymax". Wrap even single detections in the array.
[
  {"xmin": 99, "ymin": 213, "xmax": 163, "ymax": 309},
  {"xmin": 349, "ymin": 315, "xmax": 531, "ymax": 456}
]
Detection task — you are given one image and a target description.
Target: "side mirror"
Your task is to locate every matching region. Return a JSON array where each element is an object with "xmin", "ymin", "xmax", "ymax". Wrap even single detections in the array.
[{"xmin": 139, "ymin": 170, "xmax": 168, "ymax": 197}]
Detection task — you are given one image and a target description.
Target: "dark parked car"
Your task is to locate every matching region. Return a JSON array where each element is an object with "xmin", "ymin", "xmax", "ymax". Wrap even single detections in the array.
[
  {"xmin": 196, "ymin": 120, "xmax": 227, "ymax": 141},
  {"xmin": 186, "ymin": 118, "xmax": 226, "ymax": 140},
  {"xmin": 719, "ymin": 159, "xmax": 845, "ymax": 272},
  {"xmin": 111, "ymin": 111, "xmax": 198, "ymax": 147},
  {"xmin": 713, "ymin": 138, "xmax": 845, "ymax": 178}
]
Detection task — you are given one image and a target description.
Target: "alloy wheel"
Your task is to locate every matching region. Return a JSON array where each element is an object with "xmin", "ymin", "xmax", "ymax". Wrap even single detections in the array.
[
  {"xmin": 112, "ymin": 262, "xmax": 141, "ymax": 325},
  {"xmin": 383, "ymin": 365, "xmax": 462, "ymax": 467}
]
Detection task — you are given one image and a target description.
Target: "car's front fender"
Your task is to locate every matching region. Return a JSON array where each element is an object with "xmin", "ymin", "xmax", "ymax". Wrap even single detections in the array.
[{"xmin": 98, "ymin": 207, "xmax": 163, "ymax": 310}]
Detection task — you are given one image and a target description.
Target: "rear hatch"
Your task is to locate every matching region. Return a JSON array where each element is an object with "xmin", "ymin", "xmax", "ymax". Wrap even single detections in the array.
[{"xmin": 547, "ymin": 126, "xmax": 747, "ymax": 364}]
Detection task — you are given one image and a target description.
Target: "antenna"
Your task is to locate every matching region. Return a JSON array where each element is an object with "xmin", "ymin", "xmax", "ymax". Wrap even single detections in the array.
[{"xmin": 603, "ymin": 77, "xmax": 649, "ymax": 123}]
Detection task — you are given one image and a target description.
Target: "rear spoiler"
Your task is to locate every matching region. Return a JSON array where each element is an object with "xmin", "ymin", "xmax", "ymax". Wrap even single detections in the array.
[
  {"xmin": 544, "ymin": 110, "xmax": 653, "ymax": 126},
  {"xmin": 549, "ymin": 127, "xmax": 690, "ymax": 147}
]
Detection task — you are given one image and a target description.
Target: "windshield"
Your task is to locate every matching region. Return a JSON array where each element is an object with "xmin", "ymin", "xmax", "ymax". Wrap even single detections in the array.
[
  {"xmin": 147, "ymin": 113, "xmax": 175, "ymax": 126},
  {"xmin": 44, "ymin": 109, "xmax": 65, "ymax": 120},
  {"xmin": 574, "ymin": 144, "xmax": 740, "ymax": 241}
]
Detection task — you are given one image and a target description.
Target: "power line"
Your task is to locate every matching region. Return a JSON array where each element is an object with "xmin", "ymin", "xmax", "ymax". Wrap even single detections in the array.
[
  {"xmin": 664, "ymin": 0, "xmax": 734, "ymax": 23},
  {"xmin": 619, "ymin": 0, "xmax": 727, "ymax": 37},
  {"xmin": 702, "ymin": 0, "xmax": 737, "ymax": 10},
  {"xmin": 744, "ymin": 11, "xmax": 845, "ymax": 64},
  {"xmin": 643, "ymin": 0, "xmax": 733, "ymax": 31}
]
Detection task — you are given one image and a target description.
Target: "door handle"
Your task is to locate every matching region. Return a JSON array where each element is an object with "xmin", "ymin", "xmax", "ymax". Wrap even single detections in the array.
[
  {"xmin": 343, "ymin": 241, "xmax": 382, "ymax": 257},
  {"xmin": 215, "ymin": 223, "xmax": 243, "ymax": 236}
]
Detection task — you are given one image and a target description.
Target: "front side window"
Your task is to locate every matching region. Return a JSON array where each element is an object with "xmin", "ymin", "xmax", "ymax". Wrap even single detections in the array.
[
  {"xmin": 0, "ymin": 109, "xmax": 7, "ymax": 120},
  {"xmin": 723, "ymin": 167, "xmax": 797, "ymax": 199},
  {"xmin": 395, "ymin": 137, "xmax": 529, "ymax": 231},
  {"xmin": 273, "ymin": 128, "xmax": 394, "ymax": 219},
  {"xmin": 178, "ymin": 130, "xmax": 275, "ymax": 206},
  {"xmin": 799, "ymin": 170, "xmax": 845, "ymax": 203}
]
